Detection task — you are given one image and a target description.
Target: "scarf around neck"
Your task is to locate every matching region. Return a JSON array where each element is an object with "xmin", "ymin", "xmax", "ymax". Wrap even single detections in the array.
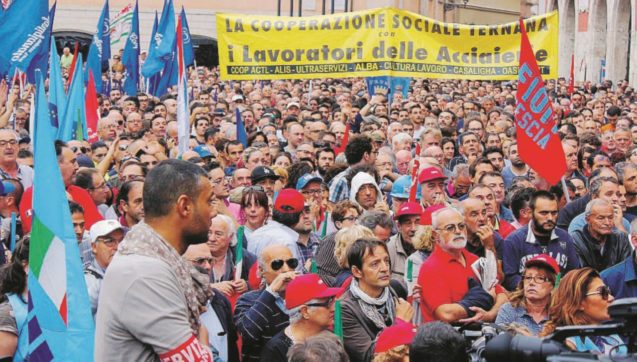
[
  {"xmin": 349, "ymin": 279, "xmax": 395, "ymax": 329},
  {"xmin": 118, "ymin": 222, "xmax": 211, "ymax": 334}
]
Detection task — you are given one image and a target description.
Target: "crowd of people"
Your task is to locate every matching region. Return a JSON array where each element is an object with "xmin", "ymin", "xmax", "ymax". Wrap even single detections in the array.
[{"xmin": 0, "ymin": 61, "xmax": 636, "ymax": 361}]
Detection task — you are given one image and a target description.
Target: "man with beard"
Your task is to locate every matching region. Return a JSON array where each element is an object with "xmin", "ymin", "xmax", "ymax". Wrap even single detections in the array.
[
  {"xmin": 387, "ymin": 202, "xmax": 422, "ymax": 279},
  {"xmin": 502, "ymin": 191, "xmax": 580, "ymax": 291},
  {"xmin": 501, "ymin": 142, "xmax": 529, "ymax": 189},
  {"xmin": 316, "ymin": 148, "xmax": 335, "ymax": 177},
  {"xmin": 207, "ymin": 162, "xmax": 241, "ymax": 220},
  {"xmin": 85, "ymin": 220, "xmax": 125, "ymax": 316},
  {"xmin": 571, "ymin": 199, "xmax": 633, "ymax": 271},
  {"xmin": 115, "ymin": 180, "xmax": 144, "ymax": 231},
  {"xmin": 419, "ymin": 207, "xmax": 506, "ymax": 323},
  {"xmin": 95, "ymin": 160, "xmax": 215, "ymax": 361}
]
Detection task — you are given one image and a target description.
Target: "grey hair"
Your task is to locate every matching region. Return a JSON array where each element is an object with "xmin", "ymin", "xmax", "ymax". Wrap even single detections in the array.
[
  {"xmin": 431, "ymin": 207, "xmax": 463, "ymax": 230},
  {"xmin": 288, "ymin": 298, "xmax": 322, "ymax": 324},
  {"xmin": 452, "ymin": 163, "xmax": 470, "ymax": 179},
  {"xmin": 616, "ymin": 162, "xmax": 637, "ymax": 184},
  {"xmin": 212, "ymin": 214, "xmax": 236, "ymax": 241},
  {"xmin": 584, "ymin": 198, "xmax": 612, "ymax": 218},
  {"xmin": 589, "ymin": 176, "xmax": 619, "ymax": 198},
  {"xmin": 630, "ymin": 218, "xmax": 637, "ymax": 236},
  {"xmin": 358, "ymin": 210, "xmax": 394, "ymax": 231},
  {"xmin": 392, "ymin": 132, "xmax": 412, "ymax": 147}
]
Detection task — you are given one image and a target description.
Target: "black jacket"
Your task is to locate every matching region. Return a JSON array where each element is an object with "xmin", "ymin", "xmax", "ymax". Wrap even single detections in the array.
[
  {"xmin": 209, "ymin": 291, "xmax": 240, "ymax": 362},
  {"xmin": 571, "ymin": 227, "xmax": 633, "ymax": 272},
  {"xmin": 557, "ymin": 194, "xmax": 591, "ymax": 230}
]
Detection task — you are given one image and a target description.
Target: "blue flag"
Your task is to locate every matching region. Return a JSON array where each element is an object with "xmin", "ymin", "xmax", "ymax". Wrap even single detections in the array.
[
  {"xmin": 28, "ymin": 71, "xmax": 95, "ymax": 361},
  {"xmin": 154, "ymin": 50, "xmax": 177, "ymax": 97},
  {"xmin": 86, "ymin": 0, "xmax": 110, "ymax": 93},
  {"xmin": 236, "ymin": 108, "xmax": 248, "ymax": 148},
  {"xmin": 180, "ymin": 6, "xmax": 194, "ymax": 67},
  {"xmin": 58, "ymin": 53, "xmax": 86, "ymax": 141},
  {"xmin": 48, "ymin": 35, "xmax": 66, "ymax": 130},
  {"xmin": 365, "ymin": 76, "xmax": 411, "ymax": 99},
  {"xmin": 24, "ymin": 2, "xmax": 56, "ymax": 84},
  {"xmin": 141, "ymin": 0, "xmax": 176, "ymax": 78},
  {"xmin": 0, "ymin": 0, "xmax": 49, "ymax": 80},
  {"xmin": 122, "ymin": 1, "xmax": 140, "ymax": 96}
]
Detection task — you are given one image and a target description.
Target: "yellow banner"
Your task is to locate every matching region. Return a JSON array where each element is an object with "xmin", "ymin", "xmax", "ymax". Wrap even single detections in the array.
[{"xmin": 216, "ymin": 8, "xmax": 558, "ymax": 81}]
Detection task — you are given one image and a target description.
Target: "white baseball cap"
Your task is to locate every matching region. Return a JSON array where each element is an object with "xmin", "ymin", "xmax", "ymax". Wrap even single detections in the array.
[
  {"xmin": 231, "ymin": 95, "xmax": 244, "ymax": 102},
  {"xmin": 286, "ymin": 102, "xmax": 300, "ymax": 109},
  {"xmin": 89, "ymin": 220, "xmax": 124, "ymax": 244}
]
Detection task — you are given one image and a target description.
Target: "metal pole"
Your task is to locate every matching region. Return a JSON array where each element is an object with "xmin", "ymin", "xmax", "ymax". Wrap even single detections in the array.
[
  {"xmin": 344, "ymin": 0, "xmax": 348, "ymax": 12},
  {"xmin": 290, "ymin": 0, "xmax": 294, "ymax": 16},
  {"xmin": 331, "ymin": 0, "xmax": 335, "ymax": 14},
  {"xmin": 350, "ymin": 0, "xmax": 353, "ymax": 11},
  {"xmin": 298, "ymin": 0, "xmax": 302, "ymax": 17},
  {"xmin": 322, "ymin": 0, "xmax": 326, "ymax": 14},
  {"xmin": 277, "ymin": 0, "xmax": 281, "ymax": 16}
]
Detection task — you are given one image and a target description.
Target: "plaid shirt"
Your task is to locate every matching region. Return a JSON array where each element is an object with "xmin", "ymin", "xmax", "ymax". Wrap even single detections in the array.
[
  {"xmin": 297, "ymin": 233, "xmax": 320, "ymax": 270},
  {"xmin": 328, "ymin": 168, "xmax": 351, "ymax": 203}
]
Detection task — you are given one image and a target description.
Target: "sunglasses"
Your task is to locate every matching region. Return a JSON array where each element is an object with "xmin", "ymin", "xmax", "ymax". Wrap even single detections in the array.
[
  {"xmin": 306, "ymin": 297, "xmax": 335, "ymax": 308},
  {"xmin": 586, "ymin": 285, "xmax": 612, "ymax": 300},
  {"xmin": 270, "ymin": 258, "xmax": 299, "ymax": 271},
  {"xmin": 71, "ymin": 146, "xmax": 89, "ymax": 154}
]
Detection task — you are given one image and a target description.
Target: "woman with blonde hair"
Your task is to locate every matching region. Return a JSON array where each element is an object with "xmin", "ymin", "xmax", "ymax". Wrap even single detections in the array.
[
  {"xmin": 540, "ymin": 267, "xmax": 625, "ymax": 355},
  {"xmin": 333, "ymin": 225, "xmax": 375, "ymax": 287}
]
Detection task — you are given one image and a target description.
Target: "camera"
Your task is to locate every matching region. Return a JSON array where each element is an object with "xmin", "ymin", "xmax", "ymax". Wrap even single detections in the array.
[{"xmin": 482, "ymin": 298, "xmax": 637, "ymax": 362}]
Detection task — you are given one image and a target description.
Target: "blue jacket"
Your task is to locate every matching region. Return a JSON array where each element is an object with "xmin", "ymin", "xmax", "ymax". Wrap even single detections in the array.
[
  {"xmin": 233, "ymin": 288, "xmax": 289, "ymax": 361},
  {"xmin": 601, "ymin": 252, "xmax": 637, "ymax": 300},
  {"xmin": 502, "ymin": 225, "xmax": 581, "ymax": 290}
]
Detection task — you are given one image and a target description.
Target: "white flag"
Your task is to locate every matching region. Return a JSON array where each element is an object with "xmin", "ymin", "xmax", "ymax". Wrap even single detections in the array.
[{"xmin": 110, "ymin": 3, "xmax": 134, "ymax": 50}]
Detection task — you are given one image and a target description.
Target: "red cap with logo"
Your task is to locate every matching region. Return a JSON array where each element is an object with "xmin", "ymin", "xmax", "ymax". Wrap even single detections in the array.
[
  {"xmin": 525, "ymin": 254, "xmax": 560, "ymax": 274},
  {"xmin": 274, "ymin": 189, "xmax": 305, "ymax": 214},
  {"xmin": 395, "ymin": 202, "xmax": 423, "ymax": 218},
  {"xmin": 374, "ymin": 320, "xmax": 417, "ymax": 354},
  {"xmin": 285, "ymin": 274, "xmax": 344, "ymax": 310},
  {"xmin": 418, "ymin": 166, "xmax": 447, "ymax": 184}
]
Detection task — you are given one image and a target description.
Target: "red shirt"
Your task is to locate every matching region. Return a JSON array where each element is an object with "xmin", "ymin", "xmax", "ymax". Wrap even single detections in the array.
[
  {"xmin": 418, "ymin": 246, "xmax": 504, "ymax": 322},
  {"xmin": 20, "ymin": 185, "xmax": 104, "ymax": 233}
]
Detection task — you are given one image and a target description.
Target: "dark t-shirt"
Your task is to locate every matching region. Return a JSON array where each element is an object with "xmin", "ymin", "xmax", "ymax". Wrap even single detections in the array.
[{"xmin": 260, "ymin": 329, "xmax": 293, "ymax": 362}]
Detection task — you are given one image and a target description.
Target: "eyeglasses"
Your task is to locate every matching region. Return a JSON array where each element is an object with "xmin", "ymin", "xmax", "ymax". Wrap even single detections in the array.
[
  {"xmin": 71, "ymin": 146, "xmax": 89, "ymax": 154},
  {"xmin": 341, "ymin": 216, "xmax": 358, "ymax": 222},
  {"xmin": 0, "ymin": 139, "xmax": 18, "ymax": 147},
  {"xmin": 522, "ymin": 275, "xmax": 551, "ymax": 284},
  {"xmin": 586, "ymin": 285, "xmax": 612, "ymax": 300},
  {"xmin": 306, "ymin": 297, "xmax": 335, "ymax": 308},
  {"xmin": 121, "ymin": 174, "xmax": 144, "ymax": 182},
  {"xmin": 270, "ymin": 258, "xmax": 299, "ymax": 271},
  {"xmin": 97, "ymin": 237, "xmax": 121, "ymax": 247},
  {"xmin": 301, "ymin": 189, "xmax": 322, "ymax": 196},
  {"xmin": 437, "ymin": 223, "xmax": 467, "ymax": 233},
  {"xmin": 243, "ymin": 185, "xmax": 265, "ymax": 193},
  {"xmin": 191, "ymin": 257, "xmax": 213, "ymax": 265},
  {"xmin": 89, "ymin": 182, "xmax": 108, "ymax": 191}
]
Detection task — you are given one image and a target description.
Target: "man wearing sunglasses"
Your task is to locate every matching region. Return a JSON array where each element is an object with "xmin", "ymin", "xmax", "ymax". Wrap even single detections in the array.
[
  {"xmin": 262, "ymin": 274, "xmax": 342, "ymax": 362},
  {"xmin": 234, "ymin": 243, "xmax": 299, "ymax": 361}
]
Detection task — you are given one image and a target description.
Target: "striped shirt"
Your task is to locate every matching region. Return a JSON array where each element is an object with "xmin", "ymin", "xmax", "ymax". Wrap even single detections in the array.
[{"xmin": 328, "ymin": 168, "xmax": 351, "ymax": 203}]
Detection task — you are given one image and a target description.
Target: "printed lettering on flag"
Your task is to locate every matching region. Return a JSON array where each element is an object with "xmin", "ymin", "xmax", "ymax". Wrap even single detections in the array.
[
  {"xmin": 514, "ymin": 17, "xmax": 566, "ymax": 185},
  {"xmin": 1, "ymin": 0, "xmax": 12, "ymax": 10}
]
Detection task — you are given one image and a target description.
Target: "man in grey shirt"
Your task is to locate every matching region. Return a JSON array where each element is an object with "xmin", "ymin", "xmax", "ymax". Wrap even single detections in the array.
[{"xmin": 95, "ymin": 160, "xmax": 215, "ymax": 361}]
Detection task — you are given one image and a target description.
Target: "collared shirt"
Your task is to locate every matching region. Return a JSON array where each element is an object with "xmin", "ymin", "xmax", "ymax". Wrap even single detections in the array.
[
  {"xmin": 387, "ymin": 233, "xmax": 414, "ymax": 279},
  {"xmin": 0, "ymin": 163, "xmax": 34, "ymax": 190},
  {"xmin": 495, "ymin": 302, "xmax": 548, "ymax": 336},
  {"xmin": 84, "ymin": 258, "xmax": 106, "ymax": 317},
  {"xmin": 328, "ymin": 168, "xmax": 351, "ymax": 203},
  {"xmin": 78, "ymin": 232, "xmax": 94, "ymax": 268},
  {"xmin": 602, "ymin": 251, "xmax": 637, "ymax": 299},
  {"xmin": 200, "ymin": 300, "xmax": 228, "ymax": 362},
  {"xmin": 297, "ymin": 233, "xmax": 319, "ymax": 270},
  {"xmin": 568, "ymin": 213, "xmax": 631, "ymax": 234}
]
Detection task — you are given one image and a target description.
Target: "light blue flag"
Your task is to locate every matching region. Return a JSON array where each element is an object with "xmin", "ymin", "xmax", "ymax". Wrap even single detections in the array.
[
  {"xmin": 0, "ymin": 0, "xmax": 48, "ymax": 80},
  {"xmin": 141, "ymin": 0, "xmax": 176, "ymax": 78},
  {"xmin": 86, "ymin": 0, "xmax": 110, "ymax": 93},
  {"xmin": 48, "ymin": 35, "xmax": 66, "ymax": 130},
  {"xmin": 27, "ymin": 71, "xmax": 95, "ymax": 361},
  {"xmin": 122, "ymin": 1, "xmax": 140, "ymax": 96},
  {"xmin": 58, "ymin": 53, "xmax": 86, "ymax": 141},
  {"xmin": 236, "ymin": 108, "xmax": 248, "ymax": 148},
  {"xmin": 180, "ymin": 6, "xmax": 194, "ymax": 67},
  {"xmin": 24, "ymin": 2, "xmax": 56, "ymax": 84},
  {"xmin": 365, "ymin": 76, "xmax": 411, "ymax": 99}
]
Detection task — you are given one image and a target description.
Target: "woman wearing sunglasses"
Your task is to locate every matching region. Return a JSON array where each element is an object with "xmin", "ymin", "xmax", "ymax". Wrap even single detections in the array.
[{"xmin": 541, "ymin": 267, "xmax": 625, "ymax": 356}]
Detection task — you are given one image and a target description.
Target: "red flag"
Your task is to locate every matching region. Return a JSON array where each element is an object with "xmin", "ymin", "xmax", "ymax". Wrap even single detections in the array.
[
  {"xmin": 415, "ymin": 143, "xmax": 421, "ymax": 157},
  {"xmin": 67, "ymin": 42, "xmax": 80, "ymax": 88},
  {"xmin": 568, "ymin": 54, "xmax": 575, "ymax": 95},
  {"xmin": 334, "ymin": 123, "xmax": 350, "ymax": 156},
  {"xmin": 515, "ymin": 18, "xmax": 566, "ymax": 185},
  {"xmin": 85, "ymin": 71, "xmax": 100, "ymax": 143},
  {"xmin": 408, "ymin": 158, "xmax": 420, "ymax": 203}
]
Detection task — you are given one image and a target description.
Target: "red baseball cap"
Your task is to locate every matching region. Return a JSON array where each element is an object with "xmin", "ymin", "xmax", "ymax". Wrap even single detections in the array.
[
  {"xmin": 418, "ymin": 166, "xmax": 447, "ymax": 184},
  {"xmin": 274, "ymin": 189, "xmax": 305, "ymax": 214},
  {"xmin": 374, "ymin": 320, "xmax": 416, "ymax": 354},
  {"xmin": 395, "ymin": 202, "xmax": 423, "ymax": 219},
  {"xmin": 285, "ymin": 274, "xmax": 343, "ymax": 310},
  {"xmin": 525, "ymin": 254, "xmax": 560, "ymax": 274},
  {"xmin": 419, "ymin": 204, "xmax": 445, "ymax": 225}
]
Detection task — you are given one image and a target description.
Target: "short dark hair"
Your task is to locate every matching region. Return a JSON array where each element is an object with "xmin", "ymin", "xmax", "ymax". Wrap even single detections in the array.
[
  {"xmin": 73, "ymin": 168, "xmax": 98, "ymax": 189},
  {"xmin": 91, "ymin": 141, "xmax": 108, "ymax": 151},
  {"xmin": 469, "ymin": 157, "xmax": 493, "ymax": 178},
  {"xmin": 347, "ymin": 238, "xmax": 389, "ymax": 273},
  {"xmin": 143, "ymin": 159, "xmax": 207, "ymax": 219},
  {"xmin": 344, "ymin": 135, "xmax": 373, "ymax": 165},
  {"xmin": 68, "ymin": 201, "xmax": 84, "ymax": 215},
  {"xmin": 55, "ymin": 140, "xmax": 67, "ymax": 161},
  {"xmin": 272, "ymin": 209, "xmax": 302, "ymax": 227},
  {"xmin": 116, "ymin": 180, "xmax": 144, "ymax": 216},
  {"xmin": 529, "ymin": 190, "xmax": 557, "ymax": 210},
  {"xmin": 483, "ymin": 147, "xmax": 503, "ymax": 158},
  {"xmin": 410, "ymin": 322, "xmax": 468, "ymax": 362},
  {"xmin": 510, "ymin": 187, "xmax": 534, "ymax": 220}
]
